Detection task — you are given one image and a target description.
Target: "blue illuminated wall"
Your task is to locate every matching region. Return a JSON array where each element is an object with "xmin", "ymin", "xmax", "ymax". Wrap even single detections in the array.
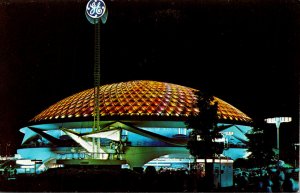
[{"xmin": 17, "ymin": 122, "xmax": 252, "ymax": 169}]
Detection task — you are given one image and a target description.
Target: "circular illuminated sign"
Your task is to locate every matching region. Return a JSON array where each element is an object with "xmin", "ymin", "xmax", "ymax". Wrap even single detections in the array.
[{"xmin": 86, "ymin": 0, "xmax": 106, "ymax": 19}]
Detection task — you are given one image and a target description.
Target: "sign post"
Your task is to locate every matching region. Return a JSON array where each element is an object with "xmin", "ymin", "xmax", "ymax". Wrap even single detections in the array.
[
  {"xmin": 265, "ymin": 117, "xmax": 292, "ymax": 159},
  {"xmin": 85, "ymin": 0, "xmax": 107, "ymax": 159}
]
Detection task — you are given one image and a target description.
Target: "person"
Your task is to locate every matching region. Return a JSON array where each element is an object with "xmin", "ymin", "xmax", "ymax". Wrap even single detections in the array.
[
  {"xmin": 273, "ymin": 168, "xmax": 285, "ymax": 192},
  {"xmin": 256, "ymin": 176, "xmax": 264, "ymax": 192},
  {"xmin": 114, "ymin": 142, "xmax": 120, "ymax": 159},
  {"xmin": 238, "ymin": 171, "xmax": 249, "ymax": 191},
  {"xmin": 277, "ymin": 168, "xmax": 285, "ymax": 192},
  {"xmin": 109, "ymin": 141, "xmax": 115, "ymax": 149},
  {"xmin": 282, "ymin": 173, "xmax": 299, "ymax": 192},
  {"xmin": 109, "ymin": 141, "xmax": 115, "ymax": 159},
  {"xmin": 119, "ymin": 141, "xmax": 124, "ymax": 153},
  {"xmin": 263, "ymin": 174, "xmax": 273, "ymax": 192}
]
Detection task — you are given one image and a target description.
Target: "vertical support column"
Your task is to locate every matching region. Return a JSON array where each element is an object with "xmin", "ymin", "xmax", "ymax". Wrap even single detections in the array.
[
  {"xmin": 265, "ymin": 117, "xmax": 292, "ymax": 160},
  {"xmin": 276, "ymin": 124, "xmax": 280, "ymax": 159},
  {"xmin": 94, "ymin": 20, "xmax": 100, "ymax": 130},
  {"xmin": 275, "ymin": 118, "xmax": 281, "ymax": 160},
  {"xmin": 93, "ymin": 20, "xmax": 101, "ymax": 158},
  {"xmin": 86, "ymin": 0, "xmax": 107, "ymax": 159}
]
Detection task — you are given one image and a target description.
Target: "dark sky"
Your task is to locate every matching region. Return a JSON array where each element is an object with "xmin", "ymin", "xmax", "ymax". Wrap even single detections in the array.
[{"xmin": 0, "ymin": 0, "xmax": 299, "ymax": 155}]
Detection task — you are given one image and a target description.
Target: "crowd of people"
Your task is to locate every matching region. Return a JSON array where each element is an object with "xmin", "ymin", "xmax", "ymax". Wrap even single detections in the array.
[
  {"xmin": 0, "ymin": 165, "xmax": 298, "ymax": 192},
  {"xmin": 234, "ymin": 167, "xmax": 299, "ymax": 192},
  {"xmin": 0, "ymin": 167, "xmax": 198, "ymax": 192}
]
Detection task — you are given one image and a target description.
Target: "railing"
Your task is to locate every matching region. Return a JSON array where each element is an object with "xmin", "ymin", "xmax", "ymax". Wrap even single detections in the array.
[{"xmin": 56, "ymin": 152, "xmax": 126, "ymax": 161}]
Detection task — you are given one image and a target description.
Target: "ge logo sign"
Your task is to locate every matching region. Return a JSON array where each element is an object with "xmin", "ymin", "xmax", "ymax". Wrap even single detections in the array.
[{"xmin": 86, "ymin": 0, "xmax": 106, "ymax": 19}]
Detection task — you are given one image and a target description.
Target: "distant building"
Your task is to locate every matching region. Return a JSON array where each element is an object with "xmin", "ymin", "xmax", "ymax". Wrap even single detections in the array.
[{"xmin": 17, "ymin": 80, "xmax": 252, "ymax": 173}]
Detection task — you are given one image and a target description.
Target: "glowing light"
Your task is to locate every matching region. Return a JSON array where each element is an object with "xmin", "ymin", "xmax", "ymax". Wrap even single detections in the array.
[
  {"xmin": 30, "ymin": 81, "xmax": 252, "ymax": 123},
  {"xmin": 86, "ymin": 0, "xmax": 106, "ymax": 19},
  {"xmin": 222, "ymin": 131, "xmax": 234, "ymax": 136},
  {"xmin": 265, "ymin": 116, "xmax": 292, "ymax": 159},
  {"xmin": 265, "ymin": 117, "xmax": 292, "ymax": 127},
  {"xmin": 21, "ymin": 165, "xmax": 35, "ymax": 169},
  {"xmin": 16, "ymin": 160, "xmax": 35, "ymax": 165},
  {"xmin": 215, "ymin": 138, "xmax": 225, "ymax": 142}
]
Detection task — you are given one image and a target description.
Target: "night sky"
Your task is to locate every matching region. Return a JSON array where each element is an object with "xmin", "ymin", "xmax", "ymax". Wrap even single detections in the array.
[{"xmin": 0, "ymin": 0, "xmax": 299, "ymax": 156}]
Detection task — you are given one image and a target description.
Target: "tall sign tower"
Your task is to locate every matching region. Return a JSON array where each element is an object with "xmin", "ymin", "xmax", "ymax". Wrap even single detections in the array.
[{"xmin": 85, "ymin": 0, "xmax": 108, "ymax": 158}]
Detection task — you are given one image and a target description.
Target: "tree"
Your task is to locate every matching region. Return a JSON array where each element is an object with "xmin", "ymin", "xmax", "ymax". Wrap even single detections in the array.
[
  {"xmin": 185, "ymin": 91, "xmax": 224, "ymax": 190},
  {"xmin": 246, "ymin": 126, "xmax": 275, "ymax": 168}
]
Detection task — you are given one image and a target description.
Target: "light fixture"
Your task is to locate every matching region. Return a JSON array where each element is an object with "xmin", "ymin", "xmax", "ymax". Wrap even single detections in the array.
[{"xmin": 265, "ymin": 117, "xmax": 292, "ymax": 159}]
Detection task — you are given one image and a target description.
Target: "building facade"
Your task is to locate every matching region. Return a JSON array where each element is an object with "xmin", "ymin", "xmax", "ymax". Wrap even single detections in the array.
[{"xmin": 17, "ymin": 80, "xmax": 252, "ymax": 173}]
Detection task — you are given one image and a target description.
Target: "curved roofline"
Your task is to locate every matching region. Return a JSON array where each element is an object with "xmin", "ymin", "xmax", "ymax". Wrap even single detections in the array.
[
  {"xmin": 28, "ymin": 114, "xmax": 253, "ymax": 127},
  {"xmin": 24, "ymin": 119, "xmax": 253, "ymax": 132},
  {"xmin": 29, "ymin": 80, "xmax": 252, "ymax": 125}
]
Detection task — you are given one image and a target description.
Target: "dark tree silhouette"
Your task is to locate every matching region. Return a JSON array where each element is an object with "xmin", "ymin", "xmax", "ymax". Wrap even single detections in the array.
[
  {"xmin": 246, "ymin": 126, "xmax": 275, "ymax": 168},
  {"xmin": 185, "ymin": 91, "xmax": 224, "ymax": 190}
]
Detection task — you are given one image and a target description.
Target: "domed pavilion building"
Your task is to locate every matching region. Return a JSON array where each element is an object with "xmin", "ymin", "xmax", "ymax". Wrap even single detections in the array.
[{"xmin": 17, "ymin": 80, "xmax": 252, "ymax": 172}]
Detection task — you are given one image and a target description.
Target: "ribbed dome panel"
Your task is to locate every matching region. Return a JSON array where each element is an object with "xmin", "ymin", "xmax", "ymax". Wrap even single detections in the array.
[{"xmin": 30, "ymin": 80, "xmax": 252, "ymax": 123}]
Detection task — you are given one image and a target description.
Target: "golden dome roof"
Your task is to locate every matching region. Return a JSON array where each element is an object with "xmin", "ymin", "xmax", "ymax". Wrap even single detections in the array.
[{"xmin": 31, "ymin": 80, "xmax": 252, "ymax": 123}]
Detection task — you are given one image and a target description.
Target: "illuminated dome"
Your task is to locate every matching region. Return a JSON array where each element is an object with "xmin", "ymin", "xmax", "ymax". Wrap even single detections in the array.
[
  {"xmin": 18, "ymin": 80, "xmax": 253, "ymax": 174},
  {"xmin": 31, "ymin": 80, "xmax": 252, "ymax": 123}
]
